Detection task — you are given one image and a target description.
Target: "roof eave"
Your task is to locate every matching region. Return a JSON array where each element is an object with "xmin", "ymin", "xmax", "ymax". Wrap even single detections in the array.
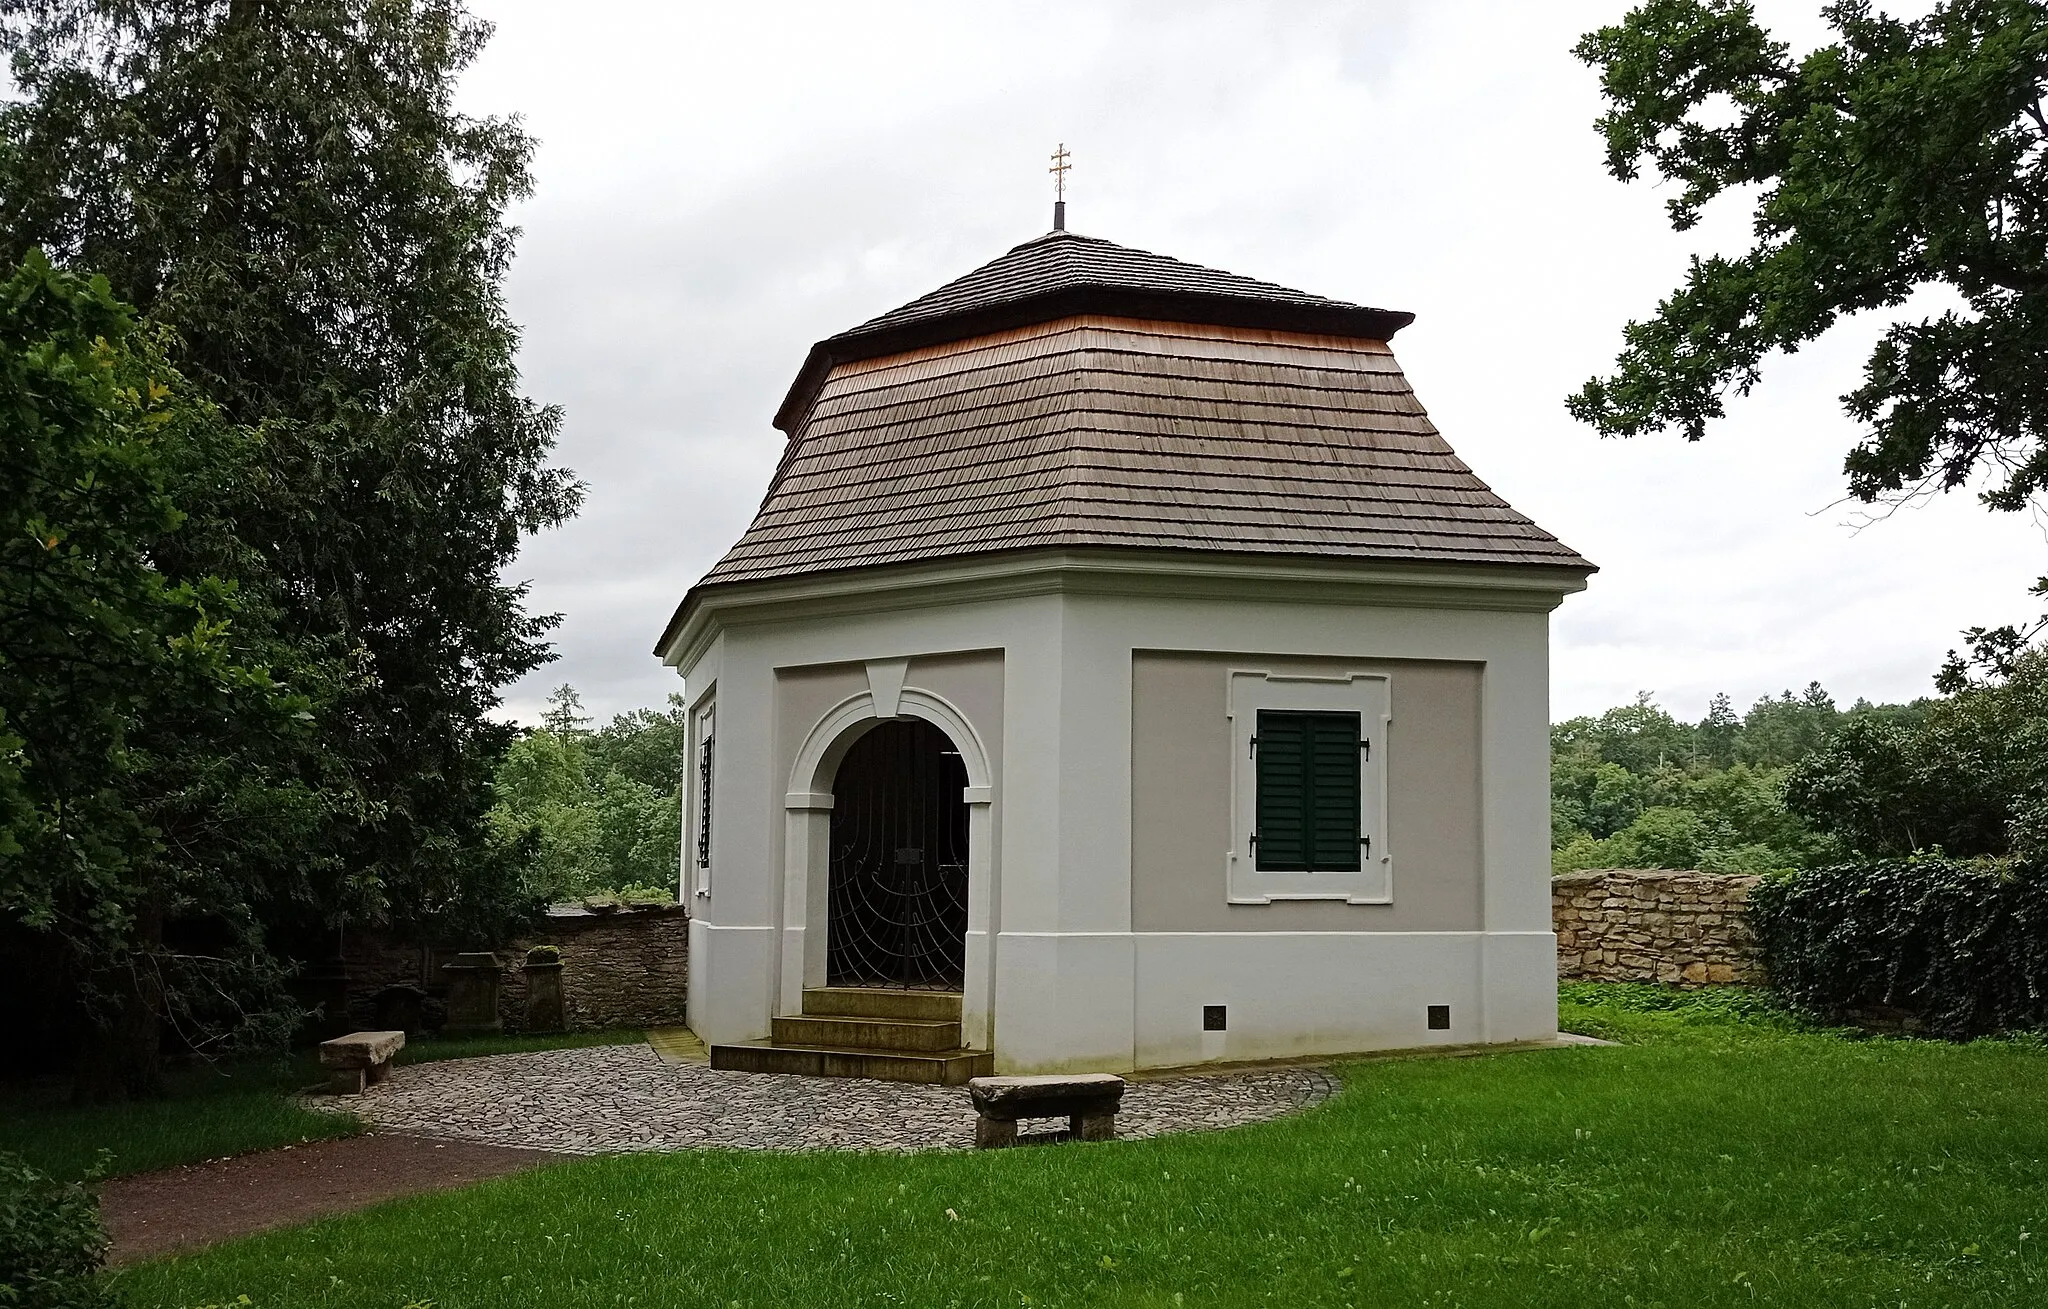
[
  {"xmin": 770, "ymin": 285, "xmax": 1416, "ymax": 432},
  {"xmin": 654, "ymin": 545, "xmax": 1594, "ymax": 667}
]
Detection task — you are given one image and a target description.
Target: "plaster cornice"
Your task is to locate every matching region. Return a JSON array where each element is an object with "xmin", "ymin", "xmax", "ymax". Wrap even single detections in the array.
[{"xmin": 656, "ymin": 548, "xmax": 1591, "ymax": 671}]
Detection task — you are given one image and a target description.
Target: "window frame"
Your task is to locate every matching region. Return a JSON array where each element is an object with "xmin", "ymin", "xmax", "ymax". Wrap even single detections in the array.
[
  {"xmin": 689, "ymin": 696, "xmax": 716, "ymax": 899},
  {"xmin": 1226, "ymin": 670, "xmax": 1391, "ymax": 904},
  {"xmin": 1252, "ymin": 709, "xmax": 1365, "ymax": 873}
]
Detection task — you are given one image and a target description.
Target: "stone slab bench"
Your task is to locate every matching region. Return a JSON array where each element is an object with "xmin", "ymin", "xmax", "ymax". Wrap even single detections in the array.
[
  {"xmin": 319, "ymin": 1030, "xmax": 405, "ymax": 1095},
  {"xmin": 967, "ymin": 1073, "xmax": 1125, "ymax": 1148}
]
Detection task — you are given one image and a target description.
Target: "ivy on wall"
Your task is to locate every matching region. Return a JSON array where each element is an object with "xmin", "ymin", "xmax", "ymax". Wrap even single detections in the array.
[{"xmin": 1750, "ymin": 857, "xmax": 2048, "ymax": 1038}]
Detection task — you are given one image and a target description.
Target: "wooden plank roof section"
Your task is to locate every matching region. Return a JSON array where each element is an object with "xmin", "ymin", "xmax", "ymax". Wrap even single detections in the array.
[
  {"xmin": 663, "ymin": 232, "xmax": 1591, "ymax": 652},
  {"xmin": 774, "ymin": 230, "xmax": 1415, "ymax": 432}
]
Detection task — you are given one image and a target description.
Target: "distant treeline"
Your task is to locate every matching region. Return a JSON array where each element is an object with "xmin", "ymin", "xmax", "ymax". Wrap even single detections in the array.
[
  {"xmin": 1553, "ymin": 652, "xmax": 2048, "ymax": 874},
  {"xmin": 489, "ymin": 688, "xmax": 685, "ymax": 905},
  {"xmin": 513, "ymin": 662, "xmax": 2048, "ymax": 894}
]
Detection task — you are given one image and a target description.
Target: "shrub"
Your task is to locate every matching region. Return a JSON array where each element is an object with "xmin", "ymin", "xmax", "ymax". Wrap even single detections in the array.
[
  {"xmin": 1750, "ymin": 856, "xmax": 2048, "ymax": 1038},
  {"xmin": 0, "ymin": 1151, "xmax": 115, "ymax": 1309},
  {"xmin": 614, "ymin": 884, "xmax": 675, "ymax": 906}
]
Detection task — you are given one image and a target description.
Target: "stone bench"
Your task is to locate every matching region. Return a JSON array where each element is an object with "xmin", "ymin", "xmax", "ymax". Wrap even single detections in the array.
[
  {"xmin": 319, "ymin": 1030, "xmax": 406, "ymax": 1095},
  {"xmin": 967, "ymin": 1073, "xmax": 1125, "ymax": 1148}
]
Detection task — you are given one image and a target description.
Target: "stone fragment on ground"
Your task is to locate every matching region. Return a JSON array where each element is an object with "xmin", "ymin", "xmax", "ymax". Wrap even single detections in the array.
[{"xmin": 322, "ymin": 1043, "xmax": 1337, "ymax": 1155}]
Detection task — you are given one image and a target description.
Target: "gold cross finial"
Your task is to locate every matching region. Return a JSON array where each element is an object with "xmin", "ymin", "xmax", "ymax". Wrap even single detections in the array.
[{"xmin": 1049, "ymin": 143, "xmax": 1071, "ymax": 231}]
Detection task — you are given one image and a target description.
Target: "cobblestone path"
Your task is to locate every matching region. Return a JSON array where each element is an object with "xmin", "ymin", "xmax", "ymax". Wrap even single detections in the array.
[{"xmin": 328, "ymin": 1044, "xmax": 1337, "ymax": 1154}]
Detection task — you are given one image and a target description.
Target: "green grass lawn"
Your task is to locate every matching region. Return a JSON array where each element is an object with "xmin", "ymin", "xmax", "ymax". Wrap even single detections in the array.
[
  {"xmin": 0, "ymin": 1053, "xmax": 358, "ymax": 1183},
  {"xmin": 113, "ymin": 986, "xmax": 2048, "ymax": 1309},
  {"xmin": 0, "ymin": 1029, "xmax": 645, "ymax": 1183}
]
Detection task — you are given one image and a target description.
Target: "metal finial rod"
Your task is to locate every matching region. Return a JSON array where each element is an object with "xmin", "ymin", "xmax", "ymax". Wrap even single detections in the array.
[{"xmin": 1049, "ymin": 143, "xmax": 1071, "ymax": 230}]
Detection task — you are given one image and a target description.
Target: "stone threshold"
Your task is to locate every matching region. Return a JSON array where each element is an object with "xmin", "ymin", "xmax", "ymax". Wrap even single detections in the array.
[{"xmin": 647, "ymin": 1027, "xmax": 708, "ymax": 1064}]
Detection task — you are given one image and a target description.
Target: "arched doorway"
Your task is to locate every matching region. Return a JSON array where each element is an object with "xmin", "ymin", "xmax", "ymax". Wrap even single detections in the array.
[{"xmin": 826, "ymin": 719, "xmax": 969, "ymax": 990}]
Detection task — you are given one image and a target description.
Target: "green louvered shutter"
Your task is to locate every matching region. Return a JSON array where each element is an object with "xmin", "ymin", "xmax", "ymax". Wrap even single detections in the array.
[
  {"xmin": 1306, "ymin": 713, "xmax": 1363, "ymax": 871},
  {"xmin": 1254, "ymin": 710, "xmax": 1363, "ymax": 872},
  {"xmin": 1254, "ymin": 712, "xmax": 1309, "ymax": 870}
]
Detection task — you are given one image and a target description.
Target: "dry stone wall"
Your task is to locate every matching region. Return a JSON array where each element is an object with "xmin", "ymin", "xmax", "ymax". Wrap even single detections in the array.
[
  {"xmin": 1553, "ymin": 869, "xmax": 1762, "ymax": 986},
  {"xmin": 344, "ymin": 903, "xmax": 688, "ymax": 1033}
]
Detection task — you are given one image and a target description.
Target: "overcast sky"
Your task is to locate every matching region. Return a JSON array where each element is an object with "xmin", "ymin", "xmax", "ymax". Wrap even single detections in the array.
[{"xmin": 460, "ymin": 0, "xmax": 2041, "ymax": 728}]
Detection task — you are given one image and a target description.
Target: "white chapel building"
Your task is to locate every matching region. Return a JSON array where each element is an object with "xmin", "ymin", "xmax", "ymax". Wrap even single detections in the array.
[{"xmin": 655, "ymin": 223, "xmax": 1593, "ymax": 1083}]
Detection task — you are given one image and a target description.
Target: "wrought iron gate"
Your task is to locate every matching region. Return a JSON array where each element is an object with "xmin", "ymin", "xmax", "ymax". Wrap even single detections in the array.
[{"xmin": 826, "ymin": 719, "xmax": 969, "ymax": 990}]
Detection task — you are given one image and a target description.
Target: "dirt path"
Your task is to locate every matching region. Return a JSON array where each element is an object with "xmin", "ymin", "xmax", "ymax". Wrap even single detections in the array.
[{"xmin": 100, "ymin": 1132, "xmax": 567, "ymax": 1265}]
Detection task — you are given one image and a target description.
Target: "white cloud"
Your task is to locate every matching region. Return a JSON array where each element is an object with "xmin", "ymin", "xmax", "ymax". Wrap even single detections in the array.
[{"xmin": 462, "ymin": 0, "xmax": 2044, "ymax": 726}]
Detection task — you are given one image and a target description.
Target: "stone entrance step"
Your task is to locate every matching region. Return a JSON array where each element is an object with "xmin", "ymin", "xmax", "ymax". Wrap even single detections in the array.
[
  {"xmin": 709, "ymin": 987, "xmax": 985, "ymax": 1085},
  {"xmin": 709, "ymin": 1040, "xmax": 991, "ymax": 1085},
  {"xmin": 771, "ymin": 1013, "xmax": 962, "ymax": 1052},
  {"xmin": 800, "ymin": 987, "xmax": 961, "ymax": 1022}
]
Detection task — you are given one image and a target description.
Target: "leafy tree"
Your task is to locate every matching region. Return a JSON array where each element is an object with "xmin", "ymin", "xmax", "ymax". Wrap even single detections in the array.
[
  {"xmin": 0, "ymin": 1, "xmax": 580, "ymax": 958},
  {"xmin": 1783, "ymin": 717, "xmax": 1959, "ymax": 854},
  {"xmin": 488, "ymin": 687, "xmax": 681, "ymax": 903},
  {"xmin": 1619, "ymin": 806, "xmax": 1713, "ymax": 868},
  {"xmin": 1553, "ymin": 692, "xmax": 1697, "ymax": 773},
  {"xmin": 539, "ymin": 684, "xmax": 592, "ymax": 737},
  {"xmin": 588, "ymin": 770, "xmax": 681, "ymax": 893},
  {"xmin": 1553, "ymin": 760, "xmax": 1651, "ymax": 840},
  {"xmin": 1570, "ymin": 0, "xmax": 2048, "ymax": 512},
  {"xmin": 1786, "ymin": 647, "xmax": 2048, "ymax": 855},
  {"xmin": 1735, "ymin": 683, "xmax": 1842, "ymax": 767},
  {"xmin": 1687, "ymin": 762, "xmax": 1824, "ymax": 854},
  {"xmin": 490, "ymin": 729, "xmax": 602, "ymax": 902},
  {"xmin": 0, "ymin": 252, "xmax": 337, "ymax": 1094},
  {"xmin": 587, "ymin": 695, "xmax": 689, "ymax": 794},
  {"xmin": 1553, "ymin": 768, "xmax": 1842, "ymax": 874},
  {"xmin": 1554, "ymin": 661, "xmax": 2048, "ymax": 873},
  {"xmin": 1696, "ymin": 691, "xmax": 1741, "ymax": 768}
]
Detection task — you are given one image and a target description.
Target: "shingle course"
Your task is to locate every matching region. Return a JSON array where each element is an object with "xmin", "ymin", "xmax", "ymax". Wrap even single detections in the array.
[
  {"xmin": 770, "ymin": 230, "xmax": 1415, "ymax": 432},
  {"xmin": 691, "ymin": 313, "xmax": 1591, "ymax": 598}
]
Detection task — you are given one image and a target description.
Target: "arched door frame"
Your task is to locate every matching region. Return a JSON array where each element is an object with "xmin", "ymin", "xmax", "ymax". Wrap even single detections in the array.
[{"xmin": 782, "ymin": 683, "xmax": 995, "ymax": 1050}]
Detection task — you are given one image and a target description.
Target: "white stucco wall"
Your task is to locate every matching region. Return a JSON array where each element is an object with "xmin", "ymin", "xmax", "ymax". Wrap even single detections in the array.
[{"xmin": 671, "ymin": 553, "xmax": 1570, "ymax": 1070}]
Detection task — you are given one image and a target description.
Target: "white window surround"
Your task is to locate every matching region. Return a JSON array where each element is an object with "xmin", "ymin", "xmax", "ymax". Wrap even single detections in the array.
[{"xmin": 1226, "ymin": 669, "xmax": 1391, "ymax": 905}]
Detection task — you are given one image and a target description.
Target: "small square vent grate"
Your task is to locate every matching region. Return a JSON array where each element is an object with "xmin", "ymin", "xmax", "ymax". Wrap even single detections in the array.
[
  {"xmin": 1427, "ymin": 1004, "xmax": 1451, "ymax": 1031},
  {"xmin": 1202, "ymin": 1005, "xmax": 1227, "ymax": 1032}
]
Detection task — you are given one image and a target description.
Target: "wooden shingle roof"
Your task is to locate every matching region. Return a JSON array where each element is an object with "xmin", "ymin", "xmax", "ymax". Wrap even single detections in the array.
[
  {"xmin": 664, "ymin": 233, "xmax": 1590, "ymax": 650},
  {"xmin": 774, "ymin": 231, "xmax": 1414, "ymax": 431}
]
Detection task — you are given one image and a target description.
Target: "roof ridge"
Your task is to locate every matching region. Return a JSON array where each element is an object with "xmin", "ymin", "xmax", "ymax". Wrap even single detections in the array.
[
  {"xmin": 849, "ymin": 229, "xmax": 1354, "ymax": 332},
  {"xmin": 1006, "ymin": 229, "xmax": 1111, "ymax": 250}
]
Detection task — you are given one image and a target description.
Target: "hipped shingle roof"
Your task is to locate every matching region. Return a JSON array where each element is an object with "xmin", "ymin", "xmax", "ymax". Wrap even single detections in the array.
[
  {"xmin": 774, "ymin": 230, "xmax": 1414, "ymax": 431},
  {"xmin": 664, "ymin": 231, "xmax": 1591, "ymax": 652}
]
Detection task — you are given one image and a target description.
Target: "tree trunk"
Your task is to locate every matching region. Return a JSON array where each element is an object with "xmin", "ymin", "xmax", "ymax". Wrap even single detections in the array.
[{"xmin": 71, "ymin": 903, "xmax": 168, "ymax": 1103}]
